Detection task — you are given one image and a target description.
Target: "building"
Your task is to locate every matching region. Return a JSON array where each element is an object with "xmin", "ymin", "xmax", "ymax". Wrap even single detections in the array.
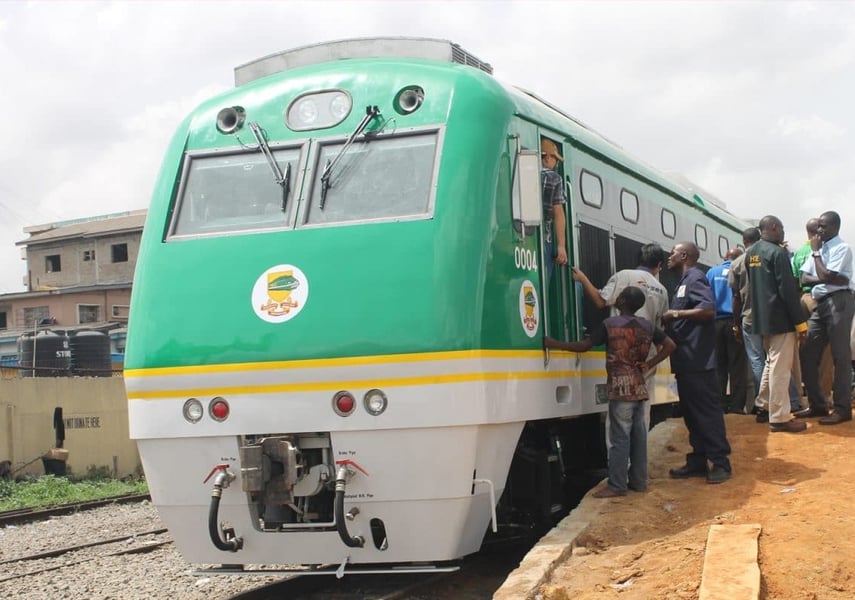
[{"xmin": 0, "ymin": 210, "xmax": 146, "ymax": 367}]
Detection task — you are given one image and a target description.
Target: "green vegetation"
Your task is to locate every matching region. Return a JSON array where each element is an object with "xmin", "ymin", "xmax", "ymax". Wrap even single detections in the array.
[{"xmin": 0, "ymin": 474, "xmax": 148, "ymax": 511}]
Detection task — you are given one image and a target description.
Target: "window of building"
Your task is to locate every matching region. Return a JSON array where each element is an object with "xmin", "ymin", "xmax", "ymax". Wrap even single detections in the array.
[
  {"xmin": 695, "ymin": 224, "xmax": 708, "ymax": 250},
  {"xmin": 112, "ymin": 305, "xmax": 130, "ymax": 320},
  {"xmin": 580, "ymin": 170, "xmax": 603, "ymax": 208},
  {"xmin": 83, "ymin": 249, "xmax": 96, "ymax": 261},
  {"xmin": 619, "ymin": 189, "xmax": 639, "ymax": 224},
  {"xmin": 23, "ymin": 306, "xmax": 50, "ymax": 328},
  {"xmin": 0, "ymin": 312, "xmax": 7, "ymax": 329},
  {"xmin": 78, "ymin": 304, "xmax": 101, "ymax": 324},
  {"xmin": 46, "ymin": 254, "xmax": 61, "ymax": 273},
  {"xmin": 718, "ymin": 235, "xmax": 729, "ymax": 259},
  {"xmin": 661, "ymin": 209, "xmax": 676, "ymax": 238},
  {"xmin": 111, "ymin": 243, "xmax": 128, "ymax": 263}
]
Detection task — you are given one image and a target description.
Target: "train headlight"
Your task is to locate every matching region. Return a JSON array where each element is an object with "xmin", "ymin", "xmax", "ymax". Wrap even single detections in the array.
[
  {"xmin": 286, "ymin": 90, "xmax": 352, "ymax": 131},
  {"xmin": 183, "ymin": 398, "xmax": 204, "ymax": 423},
  {"xmin": 209, "ymin": 397, "xmax": 230, "ymax": 421},
  {"xmin": 329, "ymin": 92, "xmax": 352, "ymax": 120},
  {"xmin": 394, "ymin": 86, "xmax": 424, "ymax": 115},
  {"xmin": 294, "ymin": 98, "xmax": 318, "ymax": 125},
  {"xmin": 332, "ymin": 391, "xmax": 356, "ymax": 416},
  {"xmin": 363, "ymin": 389, "xmax": 388, "ymax": 416}
]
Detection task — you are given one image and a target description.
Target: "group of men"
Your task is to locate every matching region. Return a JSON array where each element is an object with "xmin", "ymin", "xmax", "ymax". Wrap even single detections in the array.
[
  {"xmin": 565, "ymin": 212, "xmax": 853, "ymax": 485},
  {"xmin": 721, "ymin": 212, "xmax": 854, "ymax": 432}
]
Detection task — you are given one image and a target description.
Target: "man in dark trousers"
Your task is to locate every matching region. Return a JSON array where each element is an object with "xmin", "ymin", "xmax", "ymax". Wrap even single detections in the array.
[
  {"xmin": 798, "ymin": 210, "xmax": 855, "ymax": 424},
  {"xmin": 746, "ymin": 215, "xmax": 808, "ymax": 432},
  {"xmin": 662, "ymin": 242, "xmax": 732, "ymax": 484},
  {"xmin": 707, "ymin": 247, "xmax": 751, "ymax": 413}
]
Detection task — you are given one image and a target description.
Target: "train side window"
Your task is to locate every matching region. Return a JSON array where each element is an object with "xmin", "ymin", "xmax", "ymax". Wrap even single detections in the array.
[
  {"xmin": 695, "ymin": 224, "xmax": 708, "ymax": 250},
  {"xmin": 619, "ymin": 189, "xmax": 639, "ymax": 224},
  {"xmin": 661, "ymin": 209, "xmax": 676, "ymax": 239},
  {"xmin": 580, "ymin": 170, "xmax": 603, "ymax": 208},
  {"xmin": 718, "ymin": 235, "xmax": 729, "ymax": 258}
]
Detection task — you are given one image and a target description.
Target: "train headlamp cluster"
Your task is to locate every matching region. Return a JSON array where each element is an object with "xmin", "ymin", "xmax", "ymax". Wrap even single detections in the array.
[
  {"xmin": 286, "ymin": 90, "xmax": 352, "ymax": 131},
  {"xmin": 216, "ymin": 85, "xmax": 424, "ymax": 136},
  {"xmin": 182, "ymin": 397, "xmax": 231, "ymax": 423},
  {"xmin": 333, "ymin": 389, "xmax": 389, "ymax": 417}
]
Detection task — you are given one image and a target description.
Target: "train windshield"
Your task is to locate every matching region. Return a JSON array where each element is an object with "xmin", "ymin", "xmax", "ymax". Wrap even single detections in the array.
[
  {"xmin": 170, "ymin": 147, "xmax": 300, "ymax": 237},
  {"xmin": 304, "ymin": 130, "xmax": 437, "ymax": 225}
]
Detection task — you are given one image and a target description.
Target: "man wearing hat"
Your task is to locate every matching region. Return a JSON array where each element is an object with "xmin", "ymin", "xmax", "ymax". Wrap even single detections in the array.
[{"xmin": 541, "ymin": 138, "xmax": 568, "ymax": 277}]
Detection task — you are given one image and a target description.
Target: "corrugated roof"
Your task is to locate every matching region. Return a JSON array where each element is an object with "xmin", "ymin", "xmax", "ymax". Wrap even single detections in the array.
[{"xmin": 17, "ymin": 210, "xmax": 146, "ymax": 247}]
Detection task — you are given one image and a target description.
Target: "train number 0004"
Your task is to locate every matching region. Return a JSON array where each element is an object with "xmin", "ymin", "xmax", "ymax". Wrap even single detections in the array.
[{"xmin": 514, "ymin": 247, "xmax": 538, "ymax": 271}]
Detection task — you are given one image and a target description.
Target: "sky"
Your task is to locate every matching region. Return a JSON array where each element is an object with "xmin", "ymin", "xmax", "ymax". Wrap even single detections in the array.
[{"xmin": 1, "ymin": 0, "xmax": 854, "ymax": 293}]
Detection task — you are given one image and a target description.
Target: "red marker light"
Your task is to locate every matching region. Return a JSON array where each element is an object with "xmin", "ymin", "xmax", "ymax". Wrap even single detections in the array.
[
  {"xmin": 210, "ymin": 397, "xmax": 230, "ymax": 421},
  {"xmin": 333, "ymin": 391, "xmax": 355, "ymax": 416}
]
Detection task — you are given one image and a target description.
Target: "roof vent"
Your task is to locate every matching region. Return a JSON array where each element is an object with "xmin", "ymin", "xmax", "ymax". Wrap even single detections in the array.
[{"xmin": 234, "ymin": 37, "xmax": 492, "ymax": 86}]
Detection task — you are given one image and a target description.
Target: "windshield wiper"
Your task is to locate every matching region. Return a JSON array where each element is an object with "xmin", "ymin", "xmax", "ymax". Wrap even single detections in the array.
[
  {"xmin": 320, "ymin": 105, "xmax": 381, "ymax": 209},
  {"xmin": 248, "ymin": 122, "xmax": 287, "ymax": 185},
  {"xmin": 248, "ymin": 122, "xmax": 291, "ymax": 212},
  {"xmin": 280, "ymin": 163, "xmax": 291, "ymax": 212}
]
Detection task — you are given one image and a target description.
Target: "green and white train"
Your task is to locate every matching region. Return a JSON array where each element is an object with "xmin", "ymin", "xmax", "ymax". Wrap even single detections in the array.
[{"xmin": 125, "ymin": 38, "xmax": 749, "ymax": 575}]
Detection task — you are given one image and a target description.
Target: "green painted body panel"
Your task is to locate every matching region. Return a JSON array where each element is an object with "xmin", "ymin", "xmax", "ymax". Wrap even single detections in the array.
[
  {"xmin": 126, "ymin": 56, "xmax": 747, "ymax": 371},
  {"xmin": 126, "ymin": 59, "xmax": 540, "ymax": 369}
]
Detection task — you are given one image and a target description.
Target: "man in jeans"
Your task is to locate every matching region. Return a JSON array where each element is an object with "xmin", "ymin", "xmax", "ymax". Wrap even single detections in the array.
[
  {"xmin": 745, "ymin": 215, "xmax": 808, "ymax": 433},
  {"xmin": 730, "ymin": 227, "xmax": 763, "ymax": 413},
  {"xmin": 546, "ymin": 287, "xmax": 675, "ymax": 497}
]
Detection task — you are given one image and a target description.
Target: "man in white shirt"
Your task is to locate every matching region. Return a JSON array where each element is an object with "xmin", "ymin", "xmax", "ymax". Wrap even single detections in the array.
[{"xmin": 799, "ymin": 210, "xmax": 855, "ymax": 425}]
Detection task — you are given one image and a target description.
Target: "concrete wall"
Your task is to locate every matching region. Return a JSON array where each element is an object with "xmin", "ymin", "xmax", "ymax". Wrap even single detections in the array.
[
  {"xmin": 0, "ymin": 374, "xmax": 139, "ymax": 478},
  {"xmin": 27, "ymin": 232, "xmax": 140, "ymax": 290}
]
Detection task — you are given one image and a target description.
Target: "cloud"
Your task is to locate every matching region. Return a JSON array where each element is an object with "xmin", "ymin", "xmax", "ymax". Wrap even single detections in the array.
[{"xmin": 772, "ymin": 115, "xmax": 845, "ymax": 142}]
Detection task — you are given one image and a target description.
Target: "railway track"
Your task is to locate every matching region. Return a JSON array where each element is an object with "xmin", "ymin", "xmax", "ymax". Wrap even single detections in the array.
[
  {"xmin": 219, "ymin": 543, "xmax": 529, "ymax": 600},
  {"xmin": 0, "ymin": 493, "xmax": 151, "ymax": 527},
  {"xmin": 0, "ymin": 526, "xmax": 171, "ymax": 584}
]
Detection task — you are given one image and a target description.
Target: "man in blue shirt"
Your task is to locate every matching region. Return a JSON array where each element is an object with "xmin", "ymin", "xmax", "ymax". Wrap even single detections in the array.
[
  {"xmin": 707, "ymin": 248, "xmax": 751, "ymax": 413},
  {"xmin": 662, "ymin": 242, "xmax": 732, "ymax": 484},
  {"xmin": 799, "ymin": 210, "xmax": 855, "ymax": 425}
]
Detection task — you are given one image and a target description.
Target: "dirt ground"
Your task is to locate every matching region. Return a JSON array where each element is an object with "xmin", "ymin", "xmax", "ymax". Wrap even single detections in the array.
[{"xmin": 537, "ymin": 407, "xmax": 855, "ymax": 600}]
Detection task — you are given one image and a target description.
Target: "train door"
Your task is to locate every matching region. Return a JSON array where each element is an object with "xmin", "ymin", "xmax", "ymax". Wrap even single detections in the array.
[{"xmin": 540, "ymin": 134, "xmax": 576, "ymax": 344}]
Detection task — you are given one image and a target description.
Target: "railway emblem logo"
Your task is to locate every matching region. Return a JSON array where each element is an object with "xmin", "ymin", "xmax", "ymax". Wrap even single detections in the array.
[
  {"xmin": 251, "ymin": 264, "xmax": 310, "ymax": 323},
  {"xmin": 519, "ymin": 280, "xmax": 539, "ymax": 337}
]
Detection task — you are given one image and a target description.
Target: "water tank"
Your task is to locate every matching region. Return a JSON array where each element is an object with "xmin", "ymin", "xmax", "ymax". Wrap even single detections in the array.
[
  {"xmin": 69, "ymin": 330, "xmax": 112, "ymax": 377},
  {"xmin": 17, "ymin": 331, "xmax": 71, "ymax": 377}
]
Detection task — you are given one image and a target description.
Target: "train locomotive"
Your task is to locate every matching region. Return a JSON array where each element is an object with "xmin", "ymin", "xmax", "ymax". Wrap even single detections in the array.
[{"xmin": 124, "ymin": 38, "xmax": 749, "ymax": 576}]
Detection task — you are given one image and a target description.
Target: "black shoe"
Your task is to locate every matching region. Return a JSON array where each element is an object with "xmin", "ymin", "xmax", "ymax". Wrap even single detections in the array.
[
  {"xmin": 818, "ymin": 413, "xmax": 852, "ymax": 425},
  {"xmin": 755, "ymin": 409, "xmax": 769, "ymax": 423},
  {"xmin": 770, "ymin": 420, "xmax": 807, "ymax": 433},
  {"xmin": 794, "ymin": 407, "xmax": 829, "ymax": 418},
  {"xmin": 706, "ymin": 466, "xmax": 732, "ymax": 484},
  {"xmin": 669, "ymin": 464, "xmax": 707, "ymax": 479}
]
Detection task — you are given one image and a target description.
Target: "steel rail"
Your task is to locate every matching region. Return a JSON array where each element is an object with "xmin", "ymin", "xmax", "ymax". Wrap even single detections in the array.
[
  {"xmin": 0, "ymin": 493, "xmax": 151, "ymax": 527},
  {"xmin": 0, "ymin": 532, "xmax": 171, "ymax": 584}
]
